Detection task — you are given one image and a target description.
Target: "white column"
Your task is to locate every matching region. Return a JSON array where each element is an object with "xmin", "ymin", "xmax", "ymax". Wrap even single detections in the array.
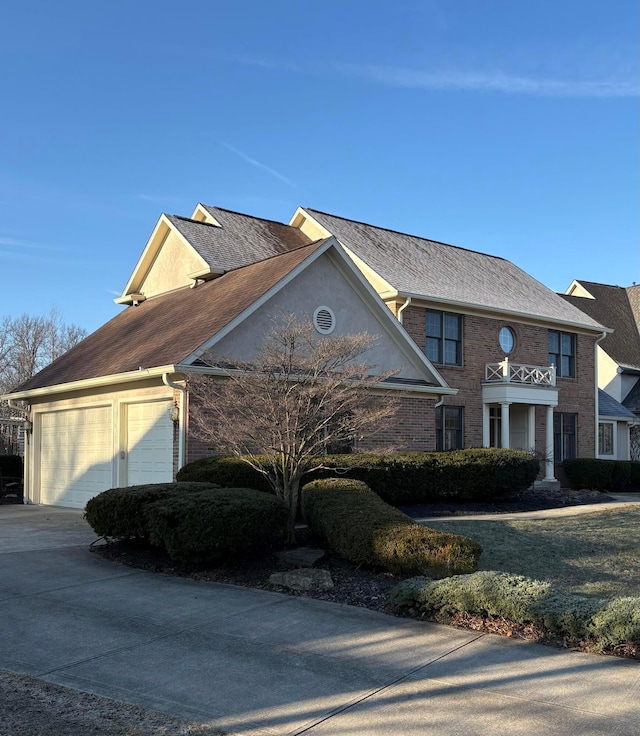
[
  {"xmin": 482, "ymin": 404, "xmax": 490, "ymax": 448},
  {"xmin": 544, "ymin": 405, "xmax": 556, "ymax": 481},
  {"xmin": 500, "ymin": 402, "xmax": 511, "ymax": 449},
  {"xmin": 527, "ymin": 406, "xmax": 536, "ymax": 453}
]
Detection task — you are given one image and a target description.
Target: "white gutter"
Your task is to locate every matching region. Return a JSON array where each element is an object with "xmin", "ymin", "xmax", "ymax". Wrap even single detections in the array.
[
  {"xmin": 162, "ymin": 373, "xmax": 187, "ymax": 471},
  {"xmin": 396, "ymin": 296, "xmax": 412, "ymax": 325},
  {"xmin": 0, "ymin": 365, "xmax": 181, "ymax": 401}
]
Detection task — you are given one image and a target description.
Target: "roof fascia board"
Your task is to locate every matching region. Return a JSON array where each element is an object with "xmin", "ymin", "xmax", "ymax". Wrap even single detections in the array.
[
  {"xmin": 389, "ymin": 290, "xmax": 610, "ymax": 335},
  {"xmin": 190, "ymin": 203, "xmax": 223, "ymax": 225},
  {"xmin": 118, "ymin": 214, "xmax": 210, "ymax": 301},
  {"xmin": 565, "ymin": 280, "xmax": 596, "ymax": 299},
  {"xmin": 288, "ymin": 207, "xmax": 333, "ymax": 238},
  {"xmin": 1, "ymin": 365, "xmax": 181, "ymax": 401}
]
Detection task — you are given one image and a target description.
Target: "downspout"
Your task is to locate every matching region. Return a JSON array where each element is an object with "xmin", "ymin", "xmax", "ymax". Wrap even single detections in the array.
[
  {"xmin": 8, "ymin": 398, "xmax": 30, "ymax": 504},
  {"xmin": 396, "ymin": 296, "xmax": 412, "ymax": 325},
  {"xmin": 162, "ymin": 374, "xmax": 187, "ymax": 471},
  {"xmin": 594, "ymin": 331, "xmax": 607, "ymax": 458}
]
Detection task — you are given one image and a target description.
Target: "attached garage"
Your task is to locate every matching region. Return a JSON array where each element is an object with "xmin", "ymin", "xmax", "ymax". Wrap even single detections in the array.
[
  {"xmin": 38, "ymin": 406, "xmax": 114, "ymax": 509},
  {"xmin": 20, "ymin": 379, "xmax": 181, "ymax": 508}
]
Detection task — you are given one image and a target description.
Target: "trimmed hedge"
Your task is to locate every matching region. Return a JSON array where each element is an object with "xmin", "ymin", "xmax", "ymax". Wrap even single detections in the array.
[
  {"xmin": 301, "ymin": 478, "xmax": 481, "ymax": 577},
  {"xmin": 145, "ymin": 488, "xmax": 288, "ymax": 564},
  {"xmin": 0, "ymin": 455, "xmax": 23, "ymax": 479},
  {"xmin": 563, "ymin": 458, "xmax": 640, "ymax": 492},
  {"xmin": 388, "ymin": 571, "xmax": 640, "ymax": 653},
  {"xmin": 176, "ymin": 456, "xmax": 272, "ymax": 493},
  {"xmin": 177, "ymin": 449, "xmax": 540, "ymax": 506},
  {"xmin": 318, "ymin": 449, "xmax": 539, "ymax": 504},
  {"xmin": 84, "ymin": 482, "xmax": 219, "ymax": 540}
]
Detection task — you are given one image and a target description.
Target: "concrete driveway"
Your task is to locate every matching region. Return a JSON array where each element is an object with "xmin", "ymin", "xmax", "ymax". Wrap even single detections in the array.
[{"xmin": 1, "ymin": 505, "xmax": 638, "ymax": 736}]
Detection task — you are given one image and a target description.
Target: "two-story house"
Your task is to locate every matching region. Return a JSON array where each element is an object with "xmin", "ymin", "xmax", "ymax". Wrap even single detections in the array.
[
  {"xmin": 3, "ymin": 204, "xmax": 606, "ymax": 508},
  {"xmin": 561, "ymin": 280, "xmax": 640, "ymax": 460}
]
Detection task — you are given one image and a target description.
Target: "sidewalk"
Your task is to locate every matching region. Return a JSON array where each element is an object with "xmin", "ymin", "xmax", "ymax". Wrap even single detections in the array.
[
  {"xmin": 0, "ymin": 505, "xmax": 638, "ymax": 735},
  {"xmin": 414, "ymin": 494, "xmax": 640, "ymax": 522}
]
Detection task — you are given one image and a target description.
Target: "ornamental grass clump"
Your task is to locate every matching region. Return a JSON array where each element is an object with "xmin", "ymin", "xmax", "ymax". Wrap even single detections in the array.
[{"xmin": 301, "ymin": 478, "xmax": 481, "ymax": 577}]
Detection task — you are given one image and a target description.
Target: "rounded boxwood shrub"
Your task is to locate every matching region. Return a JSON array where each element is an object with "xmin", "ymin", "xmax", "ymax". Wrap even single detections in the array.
[
  {"xmin": 144, "ymin": 487, "xmax": 288, "ymax": 564},
  {"xmin": 176, "ymin": 456, "xmax": 272, "ymax": 493},
  {"xmin": 301, "ymin": 478, "xmax": 481, "ymax": 577},
  {"xmin": 84, "ymin": 482, "xmax": 219, "ymax": 540}
]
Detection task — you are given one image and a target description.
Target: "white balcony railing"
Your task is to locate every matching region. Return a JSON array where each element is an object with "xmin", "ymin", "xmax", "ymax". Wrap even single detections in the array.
[{"xmin": 485, "ymin": 358, "xmax": 556, "ymax": 386}]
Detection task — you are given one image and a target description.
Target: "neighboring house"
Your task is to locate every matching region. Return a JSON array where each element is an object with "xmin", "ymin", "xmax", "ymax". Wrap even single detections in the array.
[
  {"xmin": 2, "ymin": 204, "xmax": 606, "ymax": 508},
  {"xmin": 561, "ymin": 280, "xmax": 640, "ymax": 460}
]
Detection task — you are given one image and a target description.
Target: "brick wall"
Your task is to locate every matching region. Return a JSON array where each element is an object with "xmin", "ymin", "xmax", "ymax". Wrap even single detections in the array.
[
  {"xmin": 181, "ymin": 305, "xmax": 598, "ymax": 466},
  {"xmin": 401, "ymin": 305, "xmax": 597, "ymax": 458}
]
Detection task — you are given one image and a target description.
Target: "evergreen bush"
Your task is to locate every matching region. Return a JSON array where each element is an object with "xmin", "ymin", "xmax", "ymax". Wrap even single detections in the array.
[
  {"xmin": 301, "ymin": 478, "xmax": 481, "ymax": 576},
  {"xmin": 145, "ymin": 487, "xmax": 288, "ymax": 564},
  {"xmin": 84, "ymin": 482, "xmax": 219, "ymax": 540}
]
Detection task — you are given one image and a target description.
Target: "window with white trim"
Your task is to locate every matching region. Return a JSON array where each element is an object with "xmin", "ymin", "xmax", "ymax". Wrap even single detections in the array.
[{"xmin": 598, "ymin": 421, "xmax": 615, "ymax": 457}]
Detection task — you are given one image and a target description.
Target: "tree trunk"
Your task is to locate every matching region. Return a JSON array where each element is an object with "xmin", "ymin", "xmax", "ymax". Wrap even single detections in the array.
[{"xmin": 284, "ymin": 479, "xmax": 300, "ymax": 545}]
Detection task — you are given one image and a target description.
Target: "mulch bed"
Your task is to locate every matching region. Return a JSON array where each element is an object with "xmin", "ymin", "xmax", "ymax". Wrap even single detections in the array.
[{"xmin": 92, "ymin": 488, "xmax": 637, "ymax": 659}]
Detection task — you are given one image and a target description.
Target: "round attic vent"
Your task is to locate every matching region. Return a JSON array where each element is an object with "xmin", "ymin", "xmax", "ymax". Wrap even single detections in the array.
[{"xmin": 313, "ymin": 306, "xmax": 335, "ymax": 334}]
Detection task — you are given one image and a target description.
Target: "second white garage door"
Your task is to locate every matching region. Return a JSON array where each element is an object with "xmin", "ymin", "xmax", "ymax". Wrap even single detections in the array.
[
  {"xmin": 39, "ymin": 406, "xmax": 114, "ymax": 509},
  {"xmin": 125, "ymin": 400, "xmax": 174, "ymax": 486}
]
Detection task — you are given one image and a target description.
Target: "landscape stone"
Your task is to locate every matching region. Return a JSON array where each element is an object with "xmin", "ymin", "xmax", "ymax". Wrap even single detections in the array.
[
  {"xmin": 276, "ymin": 546, "xmax": 326, "ymax": 567},
  {"xmin": 269, "ymin": 568, "xmax": 334, "ymax": 592}
]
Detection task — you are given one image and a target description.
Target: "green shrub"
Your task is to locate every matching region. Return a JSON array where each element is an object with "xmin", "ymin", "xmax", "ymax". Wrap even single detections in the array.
[
  {"xmin": 318, "ymin": 449, "xmax": 539, "ymax": 504},
  {"xmin": 388, "ymin": 571, "xmax": 638, "ymax": 651},
  {"xmin": 176, "ymin": 449, "xmax": 539, "ymax": 506},
  {"xmin": 301, "ymin": 478, "xmax": 481, "ymax": 576},
  {"xmin": 588, "ymin": 597, "xmax": 640, "ymax": 650},
  {"xmin": 84, "ymin": 482, "xmax": 219, "ymax": 540},
  {"xmin": 0, "ymin": 455, "xmax": 23, "ymax": 479},
  {"xmin": 563, "ymin": 458, "xmax": 640, "ymax": 491},
  {"xmin": 176, "ymin": 456, "xmax": 272, "ymax": 493},
  {"xmin": 145, "ymin": 488, "xmax": 288, "ymax": 565}
]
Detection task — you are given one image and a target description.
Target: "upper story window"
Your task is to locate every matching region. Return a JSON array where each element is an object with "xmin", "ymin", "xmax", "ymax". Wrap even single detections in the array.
[
  {"xmin": 499, "ymin": 327, "xmax": 515, "ymax": 354},
  {"xmin": 426, "ymin": 310, "xmax": 462, "ymax": 366},
  {"xmin": 548, "ymin": 330, "xmax": 575, "ymax": 378}
]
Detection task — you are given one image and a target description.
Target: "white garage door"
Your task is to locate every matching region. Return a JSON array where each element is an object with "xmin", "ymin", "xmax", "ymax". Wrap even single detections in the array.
[
  {"xmin": 126, "ymin": 401, "xmax": 173, "ymax": 486},
  {"xmin": 39, "ymin": 406, "xmax": 113, "ymax": 508}
]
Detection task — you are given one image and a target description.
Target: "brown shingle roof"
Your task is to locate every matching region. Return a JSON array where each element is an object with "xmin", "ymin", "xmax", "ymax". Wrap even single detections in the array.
[
  {"xmin": 560, "ymin": 281, "xmax": 640, "ymax": 369},
  {"xmin": 15, "ymin": 242, "xmax": 326, "ymax": 392}
]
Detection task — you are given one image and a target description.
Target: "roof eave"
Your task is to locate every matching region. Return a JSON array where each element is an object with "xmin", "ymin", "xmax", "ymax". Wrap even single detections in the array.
[
  {"xmin": 1, "ymin": 365, "xmax": 182, "ymax": 401},
  {"xmin": 391, "ymin": 290, "xmax": 610, "ymax": 334}
]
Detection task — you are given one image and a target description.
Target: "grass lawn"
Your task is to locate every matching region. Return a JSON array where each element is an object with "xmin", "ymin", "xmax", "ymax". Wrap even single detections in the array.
[{"xmin": 425, "ymin": 505, "xmax": 640, "ymax": 598}]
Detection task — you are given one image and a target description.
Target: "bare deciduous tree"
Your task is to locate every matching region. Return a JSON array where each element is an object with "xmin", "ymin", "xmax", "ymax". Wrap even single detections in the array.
[
  {"xmin": 0, "ymin": 308, "xmax": 87, "ymax": 399},
  {"xmin": 189, "ymin": 314, "xmax": 399, "ymax": 542}
]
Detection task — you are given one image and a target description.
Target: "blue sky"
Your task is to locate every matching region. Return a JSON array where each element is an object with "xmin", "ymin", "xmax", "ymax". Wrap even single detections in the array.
[{"xmin": 1, "ymin": 0, "xmax": 638, "ymax": 333}]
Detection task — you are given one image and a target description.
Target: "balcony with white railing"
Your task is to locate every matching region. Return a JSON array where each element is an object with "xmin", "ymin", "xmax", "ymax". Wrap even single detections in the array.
[{"xmin": 484, "ymin": 358, "xmax": 556, "ymax": 387}]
